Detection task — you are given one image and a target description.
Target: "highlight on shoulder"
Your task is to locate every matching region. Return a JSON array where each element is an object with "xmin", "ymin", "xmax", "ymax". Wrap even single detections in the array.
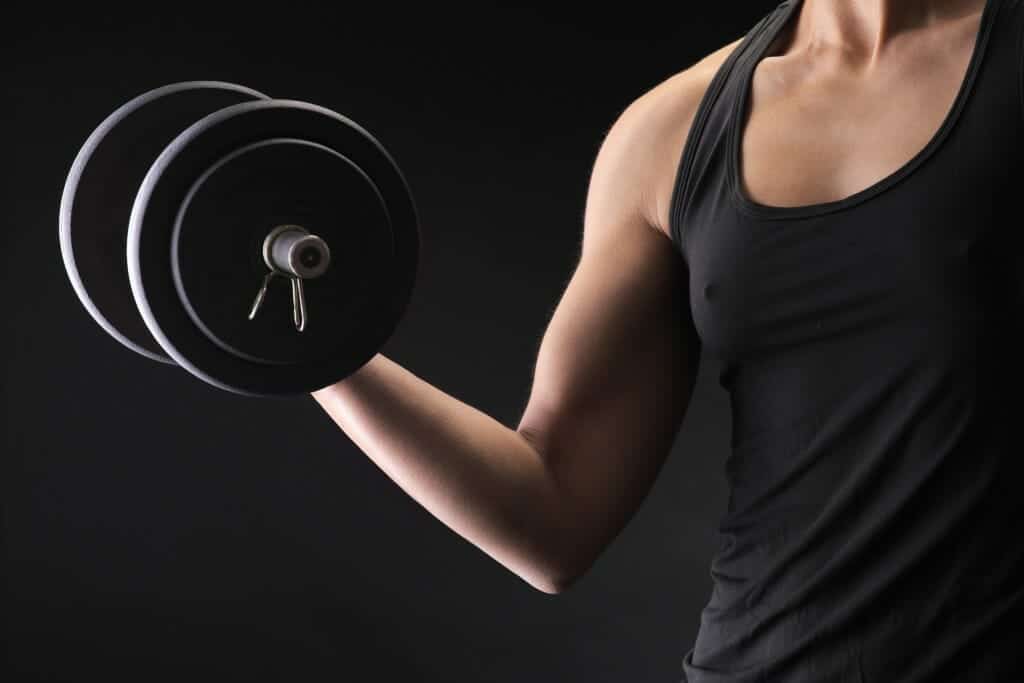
[{"xmin": 588, "ymin": 37, "xmax": 745, "ymax": 242}]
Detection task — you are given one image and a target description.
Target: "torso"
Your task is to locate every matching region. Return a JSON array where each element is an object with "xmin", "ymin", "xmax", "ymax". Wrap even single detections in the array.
[{"xmin": 670, "ymin": 1, "xmax": 1024, "ymax": 678}]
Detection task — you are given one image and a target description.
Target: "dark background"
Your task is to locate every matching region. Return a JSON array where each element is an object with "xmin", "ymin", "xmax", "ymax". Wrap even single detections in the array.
[{"xmin": 3, "ymin": 3, "xmax": 774, "ymax": 681}]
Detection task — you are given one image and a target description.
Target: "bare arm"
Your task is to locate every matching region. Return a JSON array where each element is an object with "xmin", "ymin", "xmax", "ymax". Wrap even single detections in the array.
[{"xmin": 312, "ymin": 47, "xmax": 737, "ymax": 593}]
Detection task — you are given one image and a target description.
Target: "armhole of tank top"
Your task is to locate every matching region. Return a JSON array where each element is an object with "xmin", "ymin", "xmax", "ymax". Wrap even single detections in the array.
[{"xmin": 667, "ymin": 4, "xmax": 785, "ymax": 263}]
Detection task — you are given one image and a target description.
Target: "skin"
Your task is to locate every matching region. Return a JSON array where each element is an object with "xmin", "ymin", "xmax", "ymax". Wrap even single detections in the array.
[
  {"xmin": 742, "ymin": 0, "xmax": 988, "ymax": 208},
  {"xmin": 312, "ymin": 0, "xmax": 988, "ymax": 594}
]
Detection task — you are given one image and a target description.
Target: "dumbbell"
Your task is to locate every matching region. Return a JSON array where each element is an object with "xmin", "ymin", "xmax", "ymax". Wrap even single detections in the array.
[{"xmin": 59, "ymin": 81, "xmax": 419, "ymax": 396}]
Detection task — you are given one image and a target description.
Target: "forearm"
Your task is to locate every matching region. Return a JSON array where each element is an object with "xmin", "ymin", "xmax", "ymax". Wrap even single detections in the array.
[{"xmin": 311, "ymin": 353, "xmax": 573, "ymax": 594}]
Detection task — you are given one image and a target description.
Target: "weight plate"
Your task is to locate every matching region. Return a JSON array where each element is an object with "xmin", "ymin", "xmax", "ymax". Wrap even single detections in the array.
[
  {"xmin": 59, "ymin": 81, "xmax": 270, "ymax": 362},
  {"xmin": 172, "ymin": 138, "xmax": 394, "ymax": 365},
  {"xmin": 128, "ymin": 100, "xmax": 420, "ymax": 396}
]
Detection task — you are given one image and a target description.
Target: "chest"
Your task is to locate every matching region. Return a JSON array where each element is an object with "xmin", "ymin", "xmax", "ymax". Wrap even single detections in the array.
[
  {"xmin": 739, "ymin": 46, "xmax": 976, "ymax": 210},
  {"xmin": 686, "ymin": 114, "xmax": 1022, "ymax": 365},
  {"xmin": 675, "ymin": 2, "xmax": 1024, "ymax": 366}
]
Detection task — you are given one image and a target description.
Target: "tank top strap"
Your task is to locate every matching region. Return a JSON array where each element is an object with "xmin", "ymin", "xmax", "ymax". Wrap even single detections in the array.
[
  {"xmin": 668, "ymin": 1, "xmax": 792, "ymax": 262},
  {"xmin": 1006, "ymin": 0, "xmax": 1024, "ymax": 124},
  {"xmin": 946, "ymin": 0, "xmax": 1024, "ymax": 174}
]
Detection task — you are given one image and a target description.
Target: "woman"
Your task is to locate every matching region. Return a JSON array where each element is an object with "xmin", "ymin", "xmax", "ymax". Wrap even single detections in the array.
[{"xmin": 313, "ymin": 0, "xmax": 1024, "ymax": 679}]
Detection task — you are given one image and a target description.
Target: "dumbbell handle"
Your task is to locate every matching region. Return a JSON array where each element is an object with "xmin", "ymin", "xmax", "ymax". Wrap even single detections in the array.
[
  {"xmin": 263, "ymin": 224, "xmax": 331, "ymax": 279},
  {"xmin": 249, "ymin": 225, "xmax": 331, "ymax": 332}
]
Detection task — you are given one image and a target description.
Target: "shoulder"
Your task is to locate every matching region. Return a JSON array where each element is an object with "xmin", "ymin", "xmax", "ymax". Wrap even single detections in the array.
[{"xmin": 591, "ymin": 37, "xmax": 746, "ymax": 241}]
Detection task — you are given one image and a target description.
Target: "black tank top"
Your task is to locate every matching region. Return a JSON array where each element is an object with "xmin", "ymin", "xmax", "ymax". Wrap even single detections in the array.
[{"xmin": 668, "ymin": 0, "xmax": 1024, "ymax": 680}]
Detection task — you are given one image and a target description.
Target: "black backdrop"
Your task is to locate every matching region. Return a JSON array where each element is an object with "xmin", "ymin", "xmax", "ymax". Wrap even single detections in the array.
[{"xmin": 3, "ymin": 3, "xmax": 775, "ymax": 681}]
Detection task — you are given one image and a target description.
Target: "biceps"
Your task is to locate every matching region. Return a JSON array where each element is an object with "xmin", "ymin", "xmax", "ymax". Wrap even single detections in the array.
[{"xmin": 516, "ymin": 224, "xmax": 701, "ymax": 540}]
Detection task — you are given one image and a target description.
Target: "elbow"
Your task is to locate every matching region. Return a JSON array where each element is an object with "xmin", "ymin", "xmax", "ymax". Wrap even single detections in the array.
[
  {"xmin": 525, "ymin": 572, "xmax": 577, "ymax": 596},
  {"xmin": 523, "ymin": 510, "xmax": 603, "ymax": 595},
  {"xmin": 524, "ymin": 556, "xmax": 593, "ymax": 595},
  {"xmin": 533, "ymin": 572, "xmax": 583, "ymax": 595}
]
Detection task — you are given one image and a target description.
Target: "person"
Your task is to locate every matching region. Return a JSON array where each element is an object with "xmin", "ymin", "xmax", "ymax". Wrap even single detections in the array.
[{"xmin": 312, "ymin": 0, "xmax": 1024, "ymax": 678}]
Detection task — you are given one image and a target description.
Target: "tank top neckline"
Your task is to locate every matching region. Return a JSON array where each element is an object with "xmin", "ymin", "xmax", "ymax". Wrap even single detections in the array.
[{"xmin": 726, "ymin": 0, "xmax": 1000, "ymax": 221}]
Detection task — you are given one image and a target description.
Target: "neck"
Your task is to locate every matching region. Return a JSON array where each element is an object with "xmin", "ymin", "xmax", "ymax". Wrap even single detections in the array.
[{"xmin": 791, "ymin": 0, "xmax": 987, "ymax": 64}]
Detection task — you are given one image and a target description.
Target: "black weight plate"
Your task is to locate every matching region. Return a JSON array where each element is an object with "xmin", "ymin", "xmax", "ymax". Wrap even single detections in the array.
[
  {"xmin": 59, "ymin": 81, "xmax": 269, "ymax": 362},
  {"xmin": 128, "ymin": 100, "xmax": 420, "ymax": 396},
  {"xmin": 172, "ymin": 138, "xmax": 393, "ymax": 365}
]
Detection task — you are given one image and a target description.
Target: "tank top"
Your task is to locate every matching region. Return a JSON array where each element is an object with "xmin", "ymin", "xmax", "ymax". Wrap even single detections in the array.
[{"xmin": 668, "ymin": 0, "xmax": 1024, "ymax": 680}]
